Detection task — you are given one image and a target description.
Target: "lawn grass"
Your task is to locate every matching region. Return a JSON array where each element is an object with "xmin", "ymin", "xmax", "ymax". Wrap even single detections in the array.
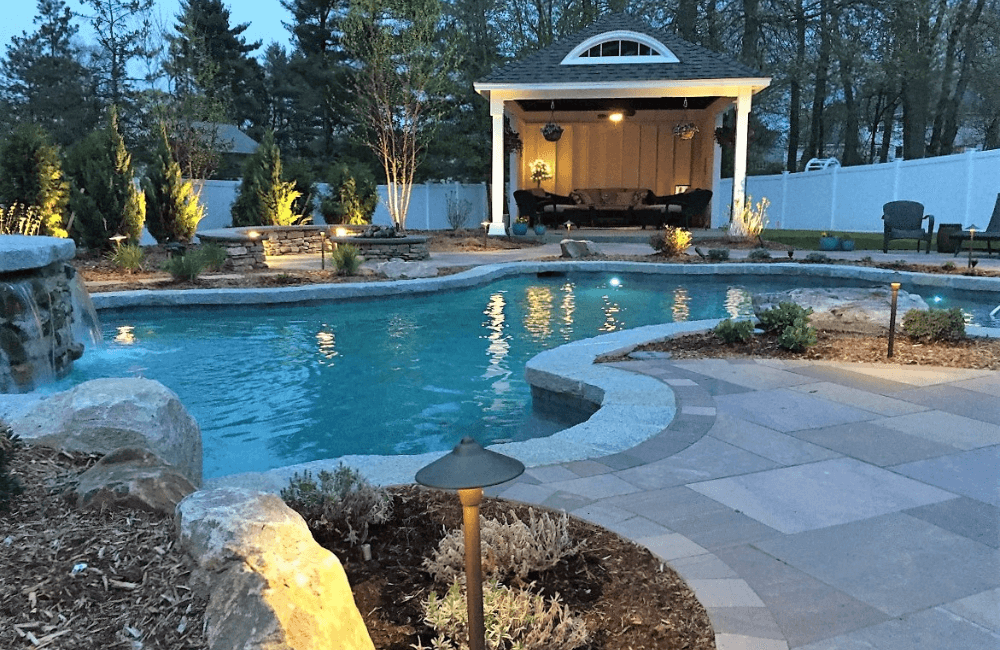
[{"xmin": 761, "ymin": 229, "xmax": 952, "ymax": 252}]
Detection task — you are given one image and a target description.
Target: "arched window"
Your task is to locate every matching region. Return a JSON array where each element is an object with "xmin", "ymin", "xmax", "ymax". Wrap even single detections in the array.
[{"xmin": 561, "ymin": 31, "xmax": 679, "ymax": 65}]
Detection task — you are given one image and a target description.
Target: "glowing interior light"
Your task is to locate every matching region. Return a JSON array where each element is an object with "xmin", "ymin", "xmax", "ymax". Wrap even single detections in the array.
[
  {"xmin": 335, "ymin": 227, "xmax": 348, "ymax": 237},
  {"xmin": 608, "ymin": 112, "xmax": 624, "ymax": 123},
  {"xmin": 609, "ymin": 277, "xmax": 621, "ymax": 287}
]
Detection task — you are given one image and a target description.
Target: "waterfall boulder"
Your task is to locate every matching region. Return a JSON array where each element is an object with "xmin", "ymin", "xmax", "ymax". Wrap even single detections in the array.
[
  {"xmin": 752, "ymin": 287, "xmax": 930, "ymax": 334},
  {"xmin": 560, "ymin": 239, "xmax": 602, "ymax": 258},
  {"xmin": 12, "ymin": 378, "xmax": 203, "ymax": 485},
  {"xmin": 177, "ymin": 487, "xmax": 375, "ymax": 650}
]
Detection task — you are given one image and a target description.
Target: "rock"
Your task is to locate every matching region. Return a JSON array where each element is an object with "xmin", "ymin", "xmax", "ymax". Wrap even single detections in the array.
[
  {"xmin": 375, "ymin": 259, "xmax": 438, "ymax": 279},
  {"xmin": 177, "ymin": 487, "xmax": 375, "ymax": 650},
  {"xmin": 752, "ymin": 287, "xmax": 929, "ymax": 334},
  {"xmin": 560, "ymin": 239, "xmax": 602, "ymax": 258},
  {"xmin": 72, "ymin": 447, "xmax": 197, "ymax": 515},
  {"xmin": 12, "ymin": 378, "xmax": 203, "ymax": 485}
]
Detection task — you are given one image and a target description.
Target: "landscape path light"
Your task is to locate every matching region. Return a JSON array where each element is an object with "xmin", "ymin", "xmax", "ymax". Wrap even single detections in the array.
[
  {"xmin": 415, "ymin": 437, "xmax": 524, "ymax": 650},
  {"xmin": 967, "ymin": 224, "xmax": 980, "ymax": 268},
  {"xmin": 888, "ymin": 282, "xmax": 901, "ymax": 358}
]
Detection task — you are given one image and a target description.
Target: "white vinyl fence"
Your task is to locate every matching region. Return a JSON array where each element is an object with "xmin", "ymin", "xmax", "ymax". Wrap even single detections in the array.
[
  {"xmin": 713, "ymin": 148, "xmax": 1000, "ymax": 233},
  {"xmin": 187, "ymin": 180, "xmax": 488, "ymax": 235}
]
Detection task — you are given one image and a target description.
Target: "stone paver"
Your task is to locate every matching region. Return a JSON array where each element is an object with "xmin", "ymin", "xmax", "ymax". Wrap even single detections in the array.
[{"xmin": 892, "ymin": 445, "xmax": 1000, "ymax": 505}]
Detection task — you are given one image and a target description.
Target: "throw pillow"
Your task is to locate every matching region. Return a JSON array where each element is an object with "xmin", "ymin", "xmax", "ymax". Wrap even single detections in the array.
[{"xmin": 570, "ymin": 190, "xmax": 591, "ymax": 205}]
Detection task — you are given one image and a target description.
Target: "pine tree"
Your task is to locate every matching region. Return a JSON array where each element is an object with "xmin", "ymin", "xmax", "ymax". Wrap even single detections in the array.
[
  {"xmin": 0, "ymin": 124, "xmax": 70, "ymax": 237},
  {"xmin": 143, "ymin": 124, "xmax": 204, "ymax": 243},
  {"xmin": 230, "ymin": 130, "xmax": 300, "ymax": 227},
  {"xmin": 65, "ymin": 107, "xmax": 146, "ymax": 250}
]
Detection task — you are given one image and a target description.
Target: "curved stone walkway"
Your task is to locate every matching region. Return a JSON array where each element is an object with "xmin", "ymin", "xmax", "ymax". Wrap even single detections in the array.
[{"xmin": 489, "ymin": 354, "xmax": 1000, "ymax": 650}]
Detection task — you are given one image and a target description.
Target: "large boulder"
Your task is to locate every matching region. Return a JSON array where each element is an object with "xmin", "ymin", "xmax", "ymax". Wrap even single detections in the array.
[
  {"xmin": 11, "ymin": 378, "xmax": 202, "ymax": 485},
  {"xmin": 375, "ymin": 259, "xmax": 438, "ymax": 279},
  {"xmin": 72, "ymin": 447, "xmax": 197, "ymax": 515},
  {"xmin": 752, "ymin": 287, "xmax": 929, "ymax": 334},
  {"xmin": 177, "ymin": 487, "xmax": 375, "ymax": 650},
  {"xmin": 560, "ymin": 239, "xmax": 602, "ymax": 258}
]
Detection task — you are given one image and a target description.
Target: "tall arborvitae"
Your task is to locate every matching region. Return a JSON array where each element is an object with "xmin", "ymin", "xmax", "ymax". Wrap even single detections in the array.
[
  {"xmin": 65, "ymin": 107, "xmax": 146, "ymax": 249},
  {"xmin": 0, "ymin": 124, "xmax": 70, "ymax": 237},
  {"xmin": 230, "ymin": 130, "xmax": 299, "ymax": 227},
  {"xmin": 143, "ymin": 124, "xmax": 204, "ymax": 243}
]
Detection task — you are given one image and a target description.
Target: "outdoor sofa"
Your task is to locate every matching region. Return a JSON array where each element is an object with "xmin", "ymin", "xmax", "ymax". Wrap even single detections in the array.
[{"xmin": 519, "ymin": 187, "xmax": 712, "ymax": 229}]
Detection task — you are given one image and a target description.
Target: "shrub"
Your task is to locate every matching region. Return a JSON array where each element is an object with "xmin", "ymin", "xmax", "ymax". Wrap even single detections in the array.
[
  {"xmin": 445, "ymin": 191, "xmax": 473, "ymax": 230},
  {"xmin": 108, "ymin": 243, "xmax": 145, "ymax": 272},
  {"xmin": 757, "ymin": 301, "xmax": 813, "ymax": 334},
  {"xmin": 320, "ymin": 161, "xmax": 379, "ymax": 225},
  {"xmin": 0, "ymin": 425, "xmax": 23, "ymax": 512},
  {"xmin": 425, "ymin": 508, "xmax": 582, "ymax": 584},
  {"xmin": 0, "ymin": 124, "xmax": 69, "ymax": 238},
  {"xmin": 332, "ymin": 244, "xmax": 362, "ymax": 276},
  {"xmin": 420, "ymin": 579, "xmax": 588, "ymax": 650},
  {"xmin": 281, "ymin": 465, "xmax": 392, "ymax": 545},
  {"xmin": 64, "ymin": 107, "xmax": 145, "ymax": 249},
  {"xmin": 747, "ymin": 247, "xmax": 772, "ymax": 260},
  {"xmin": 0, "ymin": 204, "xmax": 42, "ymax": 235},
  {"xmin": 941, "ymin": 261, "xmax": 957, "ymax": 271},
  {"xmin": 728, "ymin": 195, "xmax": 770, "ymax": 239},
  {"xmin": 902, "ymin": 308, "xmax": 966, "ymax": 341},
  {"xmin": 777, "ymin": 316, "xmax": 818, "ymax": 352},
  {"xmin": 707, "ymin": 248, "xmax": 730, "ymax": 261},
  {"xmin": 649, "ymin": 226, "xmax": 692, "ymax": 256},
  {"xmin": 143, "ymin": 123, "xmax": 204, "ymax": 244},
  {"xmin": 804, "ymin": 252, "xmax": 830, "ymax": 263},
  {"xmin": 197, "ymin": 242, "xmax": 228, "ymax": 272},
  {"xmin": 714, "ymin": 318, "xmax": 754, "ymax": 344},
  {"xmin": 231, "ymin": 130, "xmax": 301, "ymax": 227},
  {"xmin": 163, "ymin": 251, "xmax": 207, "ymax": 282}
]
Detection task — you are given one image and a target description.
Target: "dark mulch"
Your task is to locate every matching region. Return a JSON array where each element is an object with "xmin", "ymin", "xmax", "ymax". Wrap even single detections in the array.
[{"xmin": 311, "ymin": 485, "xmax": 715, "ymax": 650}]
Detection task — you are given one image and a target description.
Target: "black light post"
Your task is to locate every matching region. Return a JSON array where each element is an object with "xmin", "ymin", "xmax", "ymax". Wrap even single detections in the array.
[
  {"xmin": 888, "ymin": 282, "xmax": 901, "ymax": 358},
  {"xmin": 967, "ymin": 224, "xmax": 980, "ymax": 269},
  {"xmin": 415, "ymin": 437, "xmax": 524, "ymax": 650}
]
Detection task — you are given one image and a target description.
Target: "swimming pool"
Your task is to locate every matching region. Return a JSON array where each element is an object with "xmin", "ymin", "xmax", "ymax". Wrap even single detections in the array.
[{"xmin": 66, "ymin": 271, "xmax": 996, "ymax": 478}]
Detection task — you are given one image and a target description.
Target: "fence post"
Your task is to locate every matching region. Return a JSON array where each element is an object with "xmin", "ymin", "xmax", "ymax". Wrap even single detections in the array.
[
  {"xmin": 780, "ymin": 171, "xmax": 788, "ymax": 230},
  {"xmin": 830, "ymin": 165, "xmax": 839, "ymax": 231},
  {"xmin": 892, "ymin": 158, "xmax": 902, "ymax": 200},
  {"xmin": 964, "ymin": 150, "xmax": 975, "ymax": 226},
  {"xmin": 425, "ymin": 183, "xmax": 432, "ymax": 230}
]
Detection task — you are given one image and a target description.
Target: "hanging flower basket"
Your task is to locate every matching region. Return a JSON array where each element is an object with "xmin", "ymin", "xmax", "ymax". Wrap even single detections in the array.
[{"xmin": 542, "ymin": 122, "xmax": 564, "ymax": 142}]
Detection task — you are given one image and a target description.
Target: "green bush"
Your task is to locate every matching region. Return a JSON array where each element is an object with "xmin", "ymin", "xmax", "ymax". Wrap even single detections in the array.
[
  {"xmin": 421, "ymin": 579, "xmax": 588, "ymax": 650},
  {"xmin": 281, "ymin": 465, "xmax": 391, "ymax": 546},
  {"xmin": 0, "ymin": 425, "xmax": 23, "ymax": 512},
  {"xmin": 747, "ymin": 247, "xmax": 772, "ymax": 260},
  {"xmin": 64, "ymin": 108, "xmax": 145, "ymax": 249},
  {"xmin": 230, "ymin": 130, "xmax": 300, "ymax": 227},
  {"xmin": 648, "ymin": 226, "xmax": 692, "ymax": 256},
  {"xmin": 197, "ymin": 243, "xmax": 228, "ymax": 272},
  {"xmin": 108, "ymin": 243, "xmax": 145, "ymax": 272},
  {"xmin": 707, "ymin": 248, "xmax": 730, "ymax": 261},
  {"xmin": 163, "ymin": 251, "xmax": 207, "ymax": 282},
  {"xmin": 941, "ymin": 261, "xmax": 957, "ymax": 271},
  {"xmin": 332, "ymin": 244, "xmax": 362, "ymax": 276},
  {"xmin": 143, "ymin": 123, "xmax": 204, "ymax": 244},
  {"xmin": 777, "ymin": 316, "xmax": 818, "ymax": 352},
  {"xmin": 714, "ymin": 318, "xmax": 755, "ymax": 344},
  {"xmin": 320, "ymin": 161, "xmax": 379, "ymax": 225},
  {"xmin": 0, "ymin": 204, "xmax": 42, "ymax": 235},
  {"xmin": 804, "ymin": 252, "xmax": 829, "ymax": 263},
  {"xmin": 0, "ymin": 124, "xmax": 69, "ymax": 238},
  {"xmin": 757, "ymin": 301, "xmax": 813, "ymax": 333},
  {"xmin": 902, "ymin": 308, "xmax": 966, "ymax": 341}
]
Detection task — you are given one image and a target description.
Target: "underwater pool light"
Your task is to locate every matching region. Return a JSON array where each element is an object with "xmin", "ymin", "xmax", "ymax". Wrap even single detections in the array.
[{"xmin": 609, "ymin": 277, "xmax": 622, "ymax": 287}]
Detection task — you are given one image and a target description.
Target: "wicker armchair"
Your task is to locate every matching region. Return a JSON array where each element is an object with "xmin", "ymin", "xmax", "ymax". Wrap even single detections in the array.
[{"xmin": 882, "ymin": 201, "xmax": 934, "ymax": 253}]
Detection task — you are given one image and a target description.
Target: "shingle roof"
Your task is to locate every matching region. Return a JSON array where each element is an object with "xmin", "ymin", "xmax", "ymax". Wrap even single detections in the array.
[
  {"xmin": 477, "ymin": 13, "xmax": 765, "ymax": 86},
  {"xmin": 191, "ymin": 122, "xmax": 260, "ymax": 154}
]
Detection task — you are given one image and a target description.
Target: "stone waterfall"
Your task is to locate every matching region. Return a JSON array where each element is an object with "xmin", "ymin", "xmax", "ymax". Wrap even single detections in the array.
[{"xmin": 0, "ymin": 235, "xmax": 101, "ymax": 393}]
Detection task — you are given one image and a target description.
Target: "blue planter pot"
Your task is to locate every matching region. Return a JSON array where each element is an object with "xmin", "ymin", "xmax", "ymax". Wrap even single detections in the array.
[
  {"xmin": 839, "ymin": 239, "xmax": 855, "ymax": 251},
  {"xmin": 534, "ymin": 224, "xmax": 546, "ymax": 235},
  {"xmin": 512, "ymin": 222, "xmax": 528, "ymax": 236},
  {"xmin": 819, "ymin": 236, "xmax": 839, "ymax": 251}
]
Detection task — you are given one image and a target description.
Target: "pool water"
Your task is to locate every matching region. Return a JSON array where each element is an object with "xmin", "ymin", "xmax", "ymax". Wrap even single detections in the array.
[{"xmin": 60, "ymin": 273, "xmax": 995, "ymax": 478}]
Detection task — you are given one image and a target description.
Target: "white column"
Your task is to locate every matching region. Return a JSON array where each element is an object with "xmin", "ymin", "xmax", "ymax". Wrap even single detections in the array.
[
  {"xmin": 712, "ymin": 111, "xmax": 724, "ymax": 227},
  {"xmin": 489, "ymin": 97, "xmax": 506, "ymax": 236},
  {"xmin": 732, "ymin": 89, "xmax": 752, "ymax": 221}
]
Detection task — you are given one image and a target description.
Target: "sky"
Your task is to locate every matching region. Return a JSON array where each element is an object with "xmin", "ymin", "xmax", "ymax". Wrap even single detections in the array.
[{"xmin": 0, "ymin": 0, "xmax": 295, "ymax": 62}]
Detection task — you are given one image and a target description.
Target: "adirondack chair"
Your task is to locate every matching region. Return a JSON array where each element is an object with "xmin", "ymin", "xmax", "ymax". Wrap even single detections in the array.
[{"xmin": 882, "ymin": 201, "xmax": 934, "ymax": 253}]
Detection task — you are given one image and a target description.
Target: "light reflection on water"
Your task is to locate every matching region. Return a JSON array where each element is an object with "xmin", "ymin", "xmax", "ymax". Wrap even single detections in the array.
[{"xmin": 63, "ymin": 272, "xmax": 994, "ymax": 478}]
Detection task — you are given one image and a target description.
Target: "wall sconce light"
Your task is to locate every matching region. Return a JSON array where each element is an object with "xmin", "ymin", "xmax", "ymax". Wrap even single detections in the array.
[
  {"xmin": 416, "ymin": 437, "xmax": 525, "ymax": 650},
  {"xmin": 335, "ymin": 227, "xmax": 348, "ymax": 238},
  {"xmin": 608, "ymin": 112, "xmax": 624, "ymax": 123}
]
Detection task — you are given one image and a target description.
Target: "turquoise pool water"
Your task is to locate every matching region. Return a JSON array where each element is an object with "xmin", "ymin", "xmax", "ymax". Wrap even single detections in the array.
[{"xmin": 61, "ymin": 272, "xmax": 995, "ymax": 478}]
